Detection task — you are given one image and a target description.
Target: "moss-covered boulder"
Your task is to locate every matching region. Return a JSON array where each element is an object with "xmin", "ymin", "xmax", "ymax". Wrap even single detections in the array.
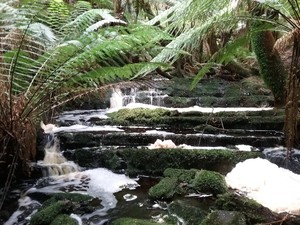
[
  {"xmin": 149, "ymin": 168, "xmax": 228, "ymax": 200},
  {"xmin": 163, "ymin": 168, "xmax": 197, "ymax": 183},
  {"xmin": 168, "ymin": 200, "xmax": 206, "ymax": 225},
  {"xmin": 41, "ymin": 193, "xmax": 92, "ymax": 208},
  {"xmin": 148, "ymin": 177, "xmax": 178, "ymax": 199},
  {"xmin": 200, "ymin": 210, "xmax": 246, "ymax": 225},
  {"xmin": 111, "ymin": 217, "xmax": 173, "ymax": 225},
  {"xmin": 30, "ymin": 192, "xmax": 101, "ymax": 225},
  {"xmin": 215, "ymin": 193, "xmax": 280, "ymax": 224},
  {"xmin": 50, "ymin": 214, "xmax": 77, "ymax": 225},
  {"xmin": 191, "ymin": 170, "xmax": 228, "ymax": 196},
  {"xmin": 30, "ymin": 201, "xmax": 70, "ymax": 225}
]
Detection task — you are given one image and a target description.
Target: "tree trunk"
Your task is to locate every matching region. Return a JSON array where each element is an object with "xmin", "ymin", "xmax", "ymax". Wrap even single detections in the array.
[
  {"xmin": 284, "ymin": 32, "xmax": 300, "ymax": 153},
  {"xmin": 113, "ymin": 0, "xmax": 123, "ymax": 19},
  {"xmin": 251, "ymin": 24, "xmax": 286, "ymax": 107}
]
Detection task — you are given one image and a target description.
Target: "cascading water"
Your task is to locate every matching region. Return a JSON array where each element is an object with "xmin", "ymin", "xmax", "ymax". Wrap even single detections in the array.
[
  {"xmin": 37, "ymin": 136, "xmax": 79, "ymax": 176},
  {"xmin": 4, "ymin": 131, "xmax": 140, "ymax": 225},
  {"xmin": 110, "ymin": 87, "xmax": 123, "ymax": 108},
  {"xmin": 109, "ymin": 87, "xmax": 167, "ymax": 108}
]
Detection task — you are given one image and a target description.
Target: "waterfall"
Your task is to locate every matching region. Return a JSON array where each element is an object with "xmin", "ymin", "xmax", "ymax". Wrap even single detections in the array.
[
  {"xmin": 110, "ymin": 87, "xmax": 123, "ymax": 108},
  {"xmin": 38, "ymin": 136, "xmax": 79, "ymax": 176},
  {"xmin": 109, "ymin": 87, "xmax": 167, "ymax": 108}
]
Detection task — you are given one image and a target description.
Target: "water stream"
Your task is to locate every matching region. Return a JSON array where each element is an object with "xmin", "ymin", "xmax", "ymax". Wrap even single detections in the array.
[{"xmin": 2, "ymin": 87, "xmax": 293, "ymax": 224}]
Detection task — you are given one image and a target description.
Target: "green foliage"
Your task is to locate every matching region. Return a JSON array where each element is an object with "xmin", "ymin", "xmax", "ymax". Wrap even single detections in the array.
[
  {"xmin": 71, "ymin": 1, "xmax": 93, "ymax": 19},
  {"xmin": 47, "ymin": 0, "xmax": 70, "ymax": 31},
  {"xmin": 191, "ymin": 170, "xmax": 228, "ymax": 195},
  {"xmin": 148, "ymin": 177, "xmax": 178, "ymax": 199},
  {"xmin": 89, "ymin": 0, "xmax": 113, "ymax": 9}
]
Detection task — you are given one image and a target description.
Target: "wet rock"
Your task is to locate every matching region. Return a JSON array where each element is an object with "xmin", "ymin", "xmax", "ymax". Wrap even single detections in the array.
[
  {"xmin": 215, "ymin": 193, "xmax": 280, "ymax": 224},
  {"xmin": 264, "ymin": 148, "xmax": 300, "ymax": 174},
  {"xmin": 200, "ymin": 210, "xmax": 246, "ymax": 225},
  {"xmin": 111, "ymin": 217, "xmax": 173, "ymax": 225},
  {"xmin": 74, "ymin": 148, "xmax": 123, "ymax": 169},
  {"xmin": 120, "ymin": 148, "xmax": 263, "ymax": 176},
  {"xmin": 168, "ymin": 200, "xmax": 206, "ymax": 225}
]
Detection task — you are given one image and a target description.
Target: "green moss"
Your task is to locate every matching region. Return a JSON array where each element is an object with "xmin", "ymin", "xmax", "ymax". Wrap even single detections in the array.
[
  {"xmin": 107, "ymin": 108, "xmax": 170, "ymax": 125},
  {"xmin": 251, "ymin": 21, "xmax": 286, "ymax": 106},
  {"xmin": 121, "ymin": 148, "xmax": 263, "ymax": 176},
  {"xmin": 148, "ymin": 177, "xmax": 178, "ymax": 199},
  {"xmin": 30, "ymin": 201, "xmax": 68, "ymax": 225},
  {"xmin": 194, "ymin": 124, "xmax": 221, "ymax": 133},
  {"xmin": 200, "ymin": 210, "xmax": 246, "ymax": 225},
  {"xmin": 104, "ymin": 107, "xmax": 286, "ymax": 130},
  {"xmin": 42, "ymin": 193, "xmax": 92, "ymax": 209},
  {"xmin": 50, "ymin": 214, "xmax": 77, "ymax": 225},
  {"xmin": 163, "ymin": 168, "xmax": 197, "ymax": 183},
  {"xmin": 215, "ymin": 193, "xmax": 272, "ymax": 223},
  {"xmin": 111, "ymin": 218, "xmax": 173, "ymax": 225},
  {"xmin": 191, "ymin": 170, "xmax": 228, "ymax": 195}
]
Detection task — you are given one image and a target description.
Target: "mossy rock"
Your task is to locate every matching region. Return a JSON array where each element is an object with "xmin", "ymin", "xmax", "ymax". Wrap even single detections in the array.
[
  {"xmin": 30, "ymin": 201, "xmax": 70, "ymax": 225},
  {"xmin": 104, "ymin": 107, "xmax": 287, "ymax": 130},
  {"xmin": 107, "ymin": 108, "xmax": 170, "ymax": 125},
  {"xmin": 168, "ymin": 200, "xmax": 206, "ymax": 225},
  {"xmin": 148, "ymin": 177, "xmax": 178, "ymax": 199},
  {"xmin": 163, "ymin": 168, "xmax": 197, "ymax": 183},
  {"xmin": 215, "ymin": 193, "xmax": 279, "ymax": 224},
  {"xmin": 121, "ymin": 148, "xmax": 263, "ymax": 176},
  {"xmin": 74, "ymin": 148, "xmax": 122, "ymax": 169},
  {"xmin": 200, "ymin": 210, "xmax": 246, "ymax": 225},
  {"xmin": 50, "ymin": 214, "xmax": 77, "ymax": 225},
  {"xmin": 111, "ymin": 218, "xmax": 173, "ymax": 225},
  {"xmin": 41, "ymin": 193, "xmax": 92, "ymax": 209},
  {"xmin": 191, "ymin": 170, "xmax": 228, "ymax": 195}
]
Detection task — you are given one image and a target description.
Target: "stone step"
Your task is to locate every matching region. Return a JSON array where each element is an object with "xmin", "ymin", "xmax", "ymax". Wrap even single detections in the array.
[{"xmin": 56, "ymin": 129, "xmax": 283, "ymax": 150}]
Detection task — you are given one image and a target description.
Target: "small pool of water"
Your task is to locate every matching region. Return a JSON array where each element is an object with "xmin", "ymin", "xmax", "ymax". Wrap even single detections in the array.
[{"xmin": 3, "ymin": 174, "xmax": 215, "ymax": 225}]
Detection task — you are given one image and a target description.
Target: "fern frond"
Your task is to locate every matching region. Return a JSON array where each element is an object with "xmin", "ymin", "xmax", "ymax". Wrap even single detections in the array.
[
  {"xmin": 62, "ymin": 8, "xmax": 113, "ymax": 37},
  {"xmin": 71, "ymin": 1, "xmax": 93, "ymax": 19},
  {"xmin": 69, "ymin": 62, "xmax": 169, "ymax": 85},
  {"xmin": 191, "ymin": 34, "xmax": 251, "ymax": 89}
]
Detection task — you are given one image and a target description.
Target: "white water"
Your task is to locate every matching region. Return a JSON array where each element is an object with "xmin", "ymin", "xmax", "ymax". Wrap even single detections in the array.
[
  {"xmin": 118, "ymin": 102, "xmax": 273, "ymax": 113},
  {"xmin": 48, "ymin": 124, "xmax": 124, "ymax": 134},
  {"xmin": 37, "ymin": 137, "xmax": 79, "ymax": 176},
  {"xmin": 109, "ymin": 87, "xmax": 167, "ymax": 109},
  {"xmin": 110, "ymin": 87, "xmax": 123, "ymax": 108},
  {"xmin": 226, "ymin": 158, "xmax": 300, "ymax": 215},
  {"xmin": 5, "ymin": 168, "xmax": 139, "ymax": 225}
]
